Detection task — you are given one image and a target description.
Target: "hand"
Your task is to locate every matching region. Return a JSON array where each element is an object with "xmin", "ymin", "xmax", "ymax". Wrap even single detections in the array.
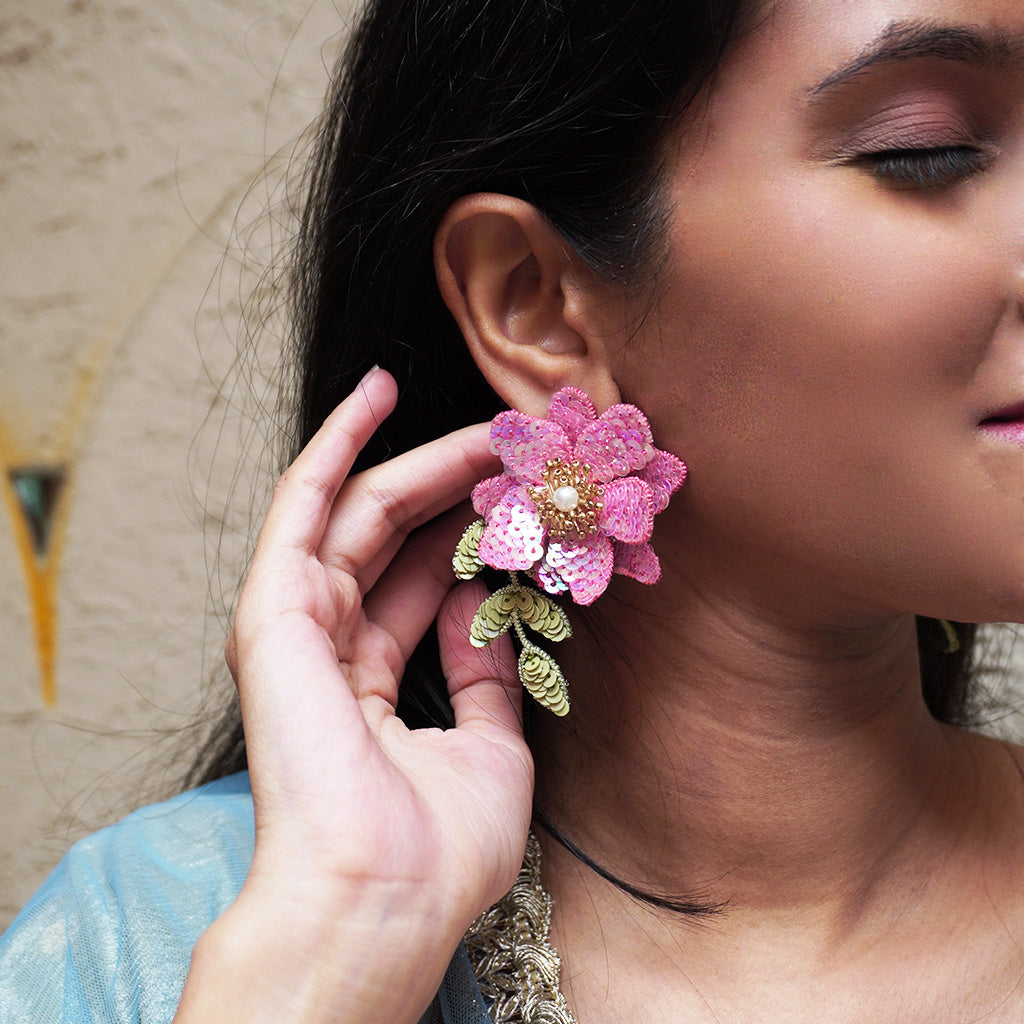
[{"xmin": 179, "ymin": 369, "xmax": 533, "ymax": 1024}]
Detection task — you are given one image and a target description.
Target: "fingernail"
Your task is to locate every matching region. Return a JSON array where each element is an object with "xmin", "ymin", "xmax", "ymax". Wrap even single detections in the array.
[{"xmin": 359, "ymin": 364, "xmax": 381, "ymax": 384}]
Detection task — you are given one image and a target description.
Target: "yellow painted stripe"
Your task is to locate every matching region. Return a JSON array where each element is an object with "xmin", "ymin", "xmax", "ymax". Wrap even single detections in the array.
[{"xmin": 0, "ymin": 468, "xmax": 64, "ymax": 707}]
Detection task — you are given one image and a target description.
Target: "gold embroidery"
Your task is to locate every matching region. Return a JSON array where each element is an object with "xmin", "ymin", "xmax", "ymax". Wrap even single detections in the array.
[
  {"xmin": 530, "ymin": 459, "xmax": 601, "ymax": 541},
  {"xmin": 465, "ymin": 833, "xmax": 578, "ymax": 1024}
]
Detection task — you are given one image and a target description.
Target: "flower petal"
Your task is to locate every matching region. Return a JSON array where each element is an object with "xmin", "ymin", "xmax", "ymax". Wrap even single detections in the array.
[
  {"xmin": 533, "ymin": 558, "xmax": 570, "ymax": 596},
  {"xmin": 477, "ymin": 484, "xmax": 545, "ymax": 571},
  {"xmin": 575, "ymin": 403, "xmax": 654, "ymax": 483},
  {"xmin": 612, "ymin": 540, "xmax": 661, "ymax": 585},
  {"xmin": 637, "ymin": 449, "xmax": 687, "ymax": 514},
  {"xmin": 598, "ymin": 477, "xmax": 654, "ymax": 544},
  {"xmin": 473, "ymin": 473, "xmax": 516, "ymax": 516},
  {"xmin": 472, "ymin": 474, "xmax": 516, "ymax": 517},
  {"xmin": 543, "ymin": 534, "xmax": 614, "ymax": 605},
  {"xmin": 490, "ymin": 410, "xmax": 572, "ymax": 485},
  {"xmin": 547, "ymin": 387, "xmax": 597, "ymax": 445}
]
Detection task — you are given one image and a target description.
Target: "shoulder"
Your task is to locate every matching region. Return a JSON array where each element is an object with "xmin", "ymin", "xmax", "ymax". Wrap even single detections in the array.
[
  {"xmin": 90, "ymin": 769, "xmax": 255, "ymax": 881},
  {"xmin": 47, "ymin": 770, "xmax": 256, "ymax": 923},
  {"xmin": 0, "ymin": 772, "xmax": 254, "ymax": 1024}
]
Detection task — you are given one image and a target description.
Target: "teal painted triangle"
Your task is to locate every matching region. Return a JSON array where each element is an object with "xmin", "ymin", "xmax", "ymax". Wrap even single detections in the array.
[{"xmin": 9, "ymin": 467, "xmax": 64, "ymax": 558}]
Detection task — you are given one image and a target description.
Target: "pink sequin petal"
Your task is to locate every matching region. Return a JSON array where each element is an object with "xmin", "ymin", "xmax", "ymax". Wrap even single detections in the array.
[
  {"xmin": 598, "ymin": 477, "xmax": 655, "ymax": 544},
  {"xmin": 595, "ymin": 405, "xmax": 655, "ymax": 473},
  {"xmin": 546, "ymin": 387, "xmax": 597, "ymax": 445},
  {"xmin": 533, "ymin": 559, "xmax": 571, "ymax": 596},
  {"xmin": 477, "ymin": 486, "xmax": 545, "ymax": 571},
  {"xmin": 490, "ymin": 411, "xmax": 572, "ymax": 485},
  {"xmin": 638, "ymin": 449, "xmax": 688, "ymax": 514},
  {"xmin": 612, "ymin": 541, "xmax": 662, "ymax": 585},
  {"xmin": 573, "ymin": 420, "xmax": 630, "ymax": 483},
  {"xmin": 471, "ymin": 474, "xmax": 516, "ymax": 517},
  {"xmin": 544, "ymin": 534, "xmax": 614, "ymax": 605},
  {"xmin": 574, "ymin": 405, "xmax": 653, "ymax": 483}
]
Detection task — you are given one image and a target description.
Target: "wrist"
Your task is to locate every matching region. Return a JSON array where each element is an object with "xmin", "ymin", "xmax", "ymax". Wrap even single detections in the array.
[{"xmin": 176, "ymin": 872, "xmax": 465, "ymax": 1024}]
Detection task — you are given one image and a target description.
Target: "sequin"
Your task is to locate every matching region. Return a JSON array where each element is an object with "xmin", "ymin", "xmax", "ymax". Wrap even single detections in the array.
[
  {"xmin": 638, "ymin": 450, "xmax": 688, "ymax": 514},
  {"xmin": 478, "ymin": 484, "xmax": 545, "ymax": 570},
  {"xmin": 598, "ymin": 477, "xmax": 654, "ymax": 545},
  {"xmin": 472, "ymin": 474, "xmax": 516, "ymax": 517},
  {"xmin": 538, "ymin": 536, "xmax": 614, "ymax": 605},
  {"xmin": 489, "ymin": 412, "xmax": 571, "ymax": 486},
  {"xmin": 612, "ymin": 539, "xmax": 661, "ymax": 585},
  {"xmin": 547, "ymin": 387, "xmax": 596, "ymax": 443}
]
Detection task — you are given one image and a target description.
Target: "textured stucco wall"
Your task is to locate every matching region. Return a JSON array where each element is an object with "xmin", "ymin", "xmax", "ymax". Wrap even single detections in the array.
[{"xmin": 0, "ymin": 0, "xmax": 355, "ymax": 928}]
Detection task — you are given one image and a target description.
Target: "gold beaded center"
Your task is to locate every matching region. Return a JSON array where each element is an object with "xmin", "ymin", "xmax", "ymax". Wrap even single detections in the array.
[{"xmin": 530, "ymin": 459, "xmax": 601, "ymax": 539}]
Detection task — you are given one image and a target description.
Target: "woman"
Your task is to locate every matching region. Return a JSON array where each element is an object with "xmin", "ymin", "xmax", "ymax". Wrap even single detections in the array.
[{"xmin": 5, "ymin": 0, "xmax": 1024, "ymax": 1020}]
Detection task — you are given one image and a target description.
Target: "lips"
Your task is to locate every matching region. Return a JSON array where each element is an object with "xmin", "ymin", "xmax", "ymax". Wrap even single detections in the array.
[
  {"xmin": 981, "ymin": 400, "xmax": 1024, "ymax": 425},
  {"xmin": 980, "ymin": 400, "xmax": 1024, "ymax": 446}
]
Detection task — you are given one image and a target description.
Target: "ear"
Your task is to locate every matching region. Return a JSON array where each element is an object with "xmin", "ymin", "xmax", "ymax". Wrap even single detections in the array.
[{"xmin": 434, "ymin": 193, "xmax": 621, "ymax": 416}]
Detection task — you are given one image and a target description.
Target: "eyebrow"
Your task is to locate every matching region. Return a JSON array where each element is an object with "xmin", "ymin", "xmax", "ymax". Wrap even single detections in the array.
[{"xmin": 808, "ymin": 20, "xmax": 1024, "ymax": 98}]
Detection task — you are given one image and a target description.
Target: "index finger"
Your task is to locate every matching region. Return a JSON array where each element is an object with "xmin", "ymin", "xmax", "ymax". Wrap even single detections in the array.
[{"xmin": 255, "ymin": 368, "xmax": 398, "ymax": 558}]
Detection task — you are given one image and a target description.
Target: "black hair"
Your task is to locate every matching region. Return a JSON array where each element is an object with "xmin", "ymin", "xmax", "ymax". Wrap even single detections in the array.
[{"xmin": 188, "ymin": 0, "xmax": 981, "ymax": 913}]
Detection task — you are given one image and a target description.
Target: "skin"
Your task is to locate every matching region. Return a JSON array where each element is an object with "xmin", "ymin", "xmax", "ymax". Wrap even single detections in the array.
[{"xmin": 177, "ymin": 0, "xmax": 1024, "ymax": 1021}]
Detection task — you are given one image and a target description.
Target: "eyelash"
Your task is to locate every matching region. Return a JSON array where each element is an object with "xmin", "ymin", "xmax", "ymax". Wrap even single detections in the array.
[{"xmin": 858, "ymin": 145, "xmax": 991, "ymax": 188}]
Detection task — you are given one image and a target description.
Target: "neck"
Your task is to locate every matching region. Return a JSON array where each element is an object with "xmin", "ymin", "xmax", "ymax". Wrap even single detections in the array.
[{"xmin": 531, "ymin": 575, "xmax": 962, "ymax": 923}]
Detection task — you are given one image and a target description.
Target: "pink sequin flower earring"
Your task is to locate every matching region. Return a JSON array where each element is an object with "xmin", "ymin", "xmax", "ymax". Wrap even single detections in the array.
[{"xmin": 453, "ymin": 387, "xmax": 686, "ymax": 715}]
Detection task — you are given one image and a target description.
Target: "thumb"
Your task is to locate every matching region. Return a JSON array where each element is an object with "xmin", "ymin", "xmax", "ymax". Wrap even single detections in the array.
[{"xmin": 439, "ymin": 580, "xmax": 523, "ymax": 736}]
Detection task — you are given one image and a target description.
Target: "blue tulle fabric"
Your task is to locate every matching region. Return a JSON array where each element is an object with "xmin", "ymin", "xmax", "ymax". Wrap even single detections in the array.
[{"xmin": 0, "ymin": 772, "xmax": 490, "ymax": 1024}]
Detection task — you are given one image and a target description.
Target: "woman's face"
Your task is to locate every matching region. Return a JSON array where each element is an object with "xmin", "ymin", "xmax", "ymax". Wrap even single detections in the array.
[{"xmin": 623, "ymin": 0, "xmax": 1024, "ymax": 625}]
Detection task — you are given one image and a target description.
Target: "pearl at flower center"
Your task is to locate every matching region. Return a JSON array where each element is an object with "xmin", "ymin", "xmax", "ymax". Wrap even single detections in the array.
[
  {"xmin": 530, "ymin": 458, "xmax": 600, "ymax": 540},
  {"xmin": 552, "ymin": 485, "xmax": 579, "ymax": 512}
]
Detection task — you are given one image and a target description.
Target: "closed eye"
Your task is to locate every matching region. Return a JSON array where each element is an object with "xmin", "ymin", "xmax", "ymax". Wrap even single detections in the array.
[{"xmin": 858, "ymin": 145, "xmax": 992, "ymax": 188}]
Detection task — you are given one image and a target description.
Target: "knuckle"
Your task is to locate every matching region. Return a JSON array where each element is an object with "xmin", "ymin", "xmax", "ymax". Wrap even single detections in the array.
[
  {"xmin": 333, "ymin": 571, "xmax": 361, "ymax": 623},
  {"xmin": 271, "ymin": 464, "xmax": 334, "ymax": 509},
  {"xmin": 380, "ymin": 631, "xmax": 406, "ymax": 680},
  {"xmin": 361, "ymin": 477, "xmax": 412, "ymax": 537},
  {"xmin": 272, "ymin": 468, "xmax": 291, "ymax": 496}
]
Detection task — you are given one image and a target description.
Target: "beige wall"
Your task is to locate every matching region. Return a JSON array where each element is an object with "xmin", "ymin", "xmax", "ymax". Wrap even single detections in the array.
[{"xmin": 0, "ymin": 0, "xmax": 355, "ymax": 928}]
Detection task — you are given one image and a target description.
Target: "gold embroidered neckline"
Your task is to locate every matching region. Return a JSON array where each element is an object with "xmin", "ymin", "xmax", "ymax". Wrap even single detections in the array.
[{"xmin": 464, "ymin": 832, "xmax": 578, "ymax": 1024}]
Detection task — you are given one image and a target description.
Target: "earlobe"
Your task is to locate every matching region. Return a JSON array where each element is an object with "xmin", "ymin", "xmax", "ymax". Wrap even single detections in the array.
[{"xmin": 434, "ymin": 193, "xmax": 620, "ymax": 416}]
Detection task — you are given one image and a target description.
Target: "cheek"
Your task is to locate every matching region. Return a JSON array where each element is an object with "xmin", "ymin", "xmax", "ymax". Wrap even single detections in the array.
[
  {"xmin": 637, "ymin": 176, "xmax": 1023, "ymax": 618},
  {"xmin": 660, "ymin": 179, "xmax": 999, "ymax": 428}
]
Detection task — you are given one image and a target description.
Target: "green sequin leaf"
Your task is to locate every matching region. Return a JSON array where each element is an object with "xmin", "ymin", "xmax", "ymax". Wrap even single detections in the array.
[
  {"xmin": 470, "ymin": 586, "xmax": 518, "ymax": 647},
  {"xmin": 453, "ymin": 519, "xmax": 487, "ymax": 580},
  {"xmin": 516, "ymin": 588, "xmax": 572, "ymax": 643},
  {"xmin": 518, "ymin": 642, "xmax": 570, "ymax": 716}
]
